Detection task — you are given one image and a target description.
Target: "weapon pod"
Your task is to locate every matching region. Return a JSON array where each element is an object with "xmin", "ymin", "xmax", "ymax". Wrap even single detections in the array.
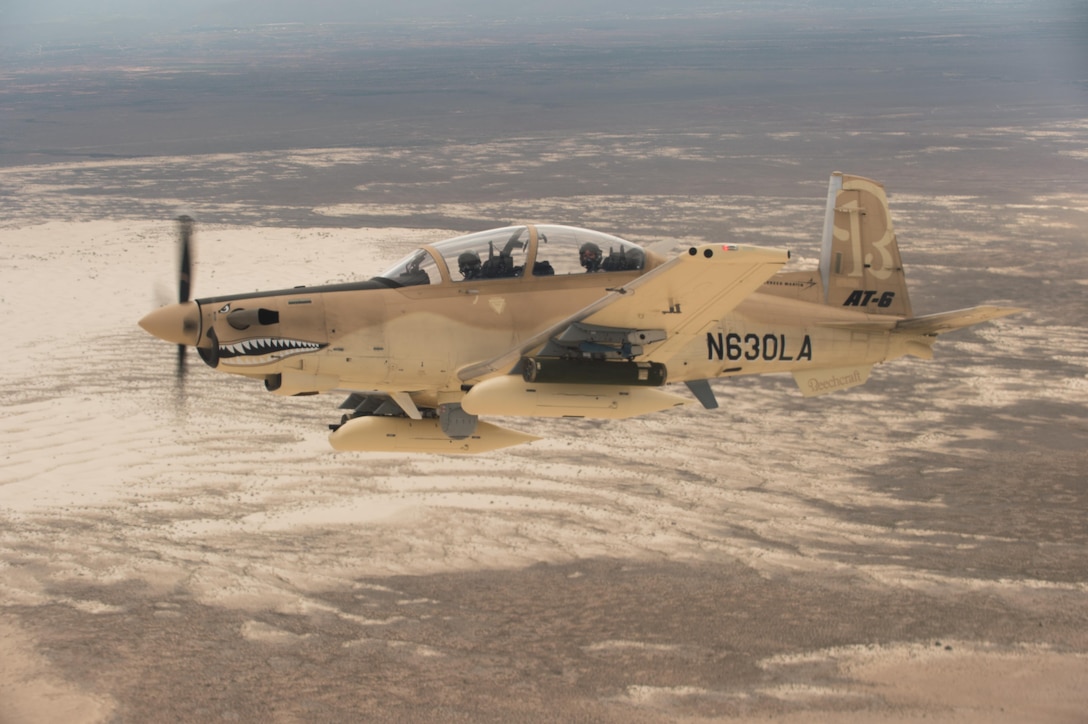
[{"xmin": 521, "ymin": 358, "xmax": 667, "ymax": 387}]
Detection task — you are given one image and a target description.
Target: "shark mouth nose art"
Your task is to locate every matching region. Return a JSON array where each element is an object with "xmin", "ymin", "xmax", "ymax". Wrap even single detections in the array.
[{"xmin": 218, "ymin": 337, "xmax": 327, "ymax": 366}]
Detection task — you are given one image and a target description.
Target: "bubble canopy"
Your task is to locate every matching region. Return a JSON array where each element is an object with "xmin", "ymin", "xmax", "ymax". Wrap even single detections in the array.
[{"xmin": 375, "ymin": 225, "xmax": 648, "ymax": 287}]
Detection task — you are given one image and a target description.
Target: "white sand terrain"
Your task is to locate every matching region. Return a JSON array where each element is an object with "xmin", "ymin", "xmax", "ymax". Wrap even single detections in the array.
[{"xmin": 2, "ymin": 186, "xmax": 1086, "ymax": 721}]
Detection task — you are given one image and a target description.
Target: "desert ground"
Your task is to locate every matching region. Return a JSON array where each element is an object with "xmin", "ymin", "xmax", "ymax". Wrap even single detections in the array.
[
  {"xmin": 3, "ymin": 149, "xmax": 1086, "ymax": 722},
  {"xmin": 2, "ymin": 7, "xmax": 1087, "ymax": 722}
]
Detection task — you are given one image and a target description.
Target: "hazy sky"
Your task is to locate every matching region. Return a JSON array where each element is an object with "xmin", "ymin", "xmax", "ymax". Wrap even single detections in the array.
[
  {"xmin": 4, "ymin": 1, "xmax": 1077, "ymax": 43},
  {"xmin": 8, "ymin": 0, "xmax": 730, "ymax": 27}
]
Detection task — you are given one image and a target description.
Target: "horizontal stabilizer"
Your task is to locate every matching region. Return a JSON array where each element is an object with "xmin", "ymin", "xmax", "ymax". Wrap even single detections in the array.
[
  {"xmin": 819, "ymin": 318, "xmax": 898, "ymax": 332},
  {"xmin": 895, "ymin": 306, "xmax": 1023, "ymax": 336}
]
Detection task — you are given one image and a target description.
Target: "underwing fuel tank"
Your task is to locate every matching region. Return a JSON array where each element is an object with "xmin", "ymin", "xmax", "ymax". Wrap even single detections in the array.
[
  {"xmin": 328, "ymin": 416, "xmax": 539, "ymax": 454},
  {"xmin": 461, "ymin": 375, "xmax": 690, "ymax": 419}
]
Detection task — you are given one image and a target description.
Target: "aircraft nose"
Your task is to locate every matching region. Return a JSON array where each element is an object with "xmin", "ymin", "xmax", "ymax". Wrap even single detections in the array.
[{"xmin": 139, "ymin": 301, "xmax": 201, "ymax": 346}]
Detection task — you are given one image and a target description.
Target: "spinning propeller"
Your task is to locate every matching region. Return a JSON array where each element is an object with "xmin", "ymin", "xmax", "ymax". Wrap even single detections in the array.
[
  {"xmin": 139, "ymin": 216, "xmax": 215, "ymax": 387},
  {"xmin": 177, "ymin": 215, "xmax": 194, "ymax": 380}
]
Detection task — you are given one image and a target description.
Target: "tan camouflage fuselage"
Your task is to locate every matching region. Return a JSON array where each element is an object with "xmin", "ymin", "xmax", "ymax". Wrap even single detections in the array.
[{"xmin": 139, "ymin": 174, "xmax": 1019, "ymax": 453}]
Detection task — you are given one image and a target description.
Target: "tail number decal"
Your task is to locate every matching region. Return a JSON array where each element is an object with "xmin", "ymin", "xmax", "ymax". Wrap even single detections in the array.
[
  {"xmin": 707, "ymin": 333, "xmax": 812, "ymax": 362},
  {"xmin": 843, "ymin": 290, "xmax": 896, "ymax": 308}
]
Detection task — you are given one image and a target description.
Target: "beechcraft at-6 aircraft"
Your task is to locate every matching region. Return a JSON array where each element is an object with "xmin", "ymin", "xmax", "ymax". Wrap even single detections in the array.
[{"xmin": 140, "ymin": 173, "xmax": 1020, "ymax": 453}]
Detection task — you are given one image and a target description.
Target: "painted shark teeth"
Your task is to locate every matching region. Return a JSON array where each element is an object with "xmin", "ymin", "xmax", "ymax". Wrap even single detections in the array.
[{"xmin": 217, "ymin": 337, "xmax": 325, "ymax": 366}]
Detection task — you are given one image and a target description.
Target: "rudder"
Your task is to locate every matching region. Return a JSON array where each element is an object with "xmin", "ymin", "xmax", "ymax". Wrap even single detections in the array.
[{"xmin": 820, "ymin": 172, "xmax": 912, "ymax": 317}]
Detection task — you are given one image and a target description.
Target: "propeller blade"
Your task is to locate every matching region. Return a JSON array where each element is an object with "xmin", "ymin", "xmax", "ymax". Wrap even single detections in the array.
[
  {"xmin": 178, "ymin": 214, "xmax": 194, "ymax": 304},
  {"xmin": 177, "ymin": 342, "xmax": 188, "ymax": 381},
  {"xmin": 177, "ymin": 215, "xmax": 194, "ymax": 389}
]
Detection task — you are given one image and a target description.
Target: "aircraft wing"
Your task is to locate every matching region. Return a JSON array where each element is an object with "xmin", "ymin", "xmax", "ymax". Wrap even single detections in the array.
[{"xmin": 458, "ymin": 243, "xmax": 789, "ymax": 382}]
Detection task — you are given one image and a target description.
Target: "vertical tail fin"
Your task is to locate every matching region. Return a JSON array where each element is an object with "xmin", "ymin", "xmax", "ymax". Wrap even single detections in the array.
[{"xmin": 820, "ymin": 173, "xmax": 912, "ymax": 317}]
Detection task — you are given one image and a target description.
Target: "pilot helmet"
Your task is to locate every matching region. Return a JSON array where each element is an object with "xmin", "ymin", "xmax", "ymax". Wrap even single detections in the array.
[
  {"xmin": 579, "ymin": 242, "xmax": 602, "ymax": 271},
  {"xmin": 458, "ymin": 250, "xmax": 482, "ymax": 277}
]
